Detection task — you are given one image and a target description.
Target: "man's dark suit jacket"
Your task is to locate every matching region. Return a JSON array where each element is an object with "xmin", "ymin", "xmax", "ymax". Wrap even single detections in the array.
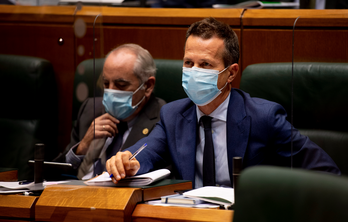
[
  {"xmin": 54, "ymin": 93, "xmax": 166, "ymax": 164},
  {"xmin": 125, "ymin": 89, "xmax": 340, "ymax": 188}
]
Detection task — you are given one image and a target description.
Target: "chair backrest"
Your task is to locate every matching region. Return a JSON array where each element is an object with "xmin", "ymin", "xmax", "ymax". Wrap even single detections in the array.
[
  {"xmin": 233, "ymin": 166, "xmax": 348, "ymax": 222},
  {"xmin": 240, "ymin": 62, "xmax": 348, "ymax": 175},
  {"xmin": 0, "ymin": 54, "xmax": 58, "ymax": 180},
  {"xmin": 72, "ymin": 58, "xmax": 186, "ymax": 121}
]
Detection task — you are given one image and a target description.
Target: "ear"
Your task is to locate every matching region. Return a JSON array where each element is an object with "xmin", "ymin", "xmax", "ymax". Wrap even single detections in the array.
[
  {"xmin": 144, "ymin": 76, "xmax": 155, "ymax": 97},
  {"xmin": 227, "ymin": 63, "xmax": 239, "ymax": 83}
]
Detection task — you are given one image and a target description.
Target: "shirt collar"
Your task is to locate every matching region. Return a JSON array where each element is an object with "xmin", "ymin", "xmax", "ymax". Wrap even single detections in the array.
[{"xmin": 196, "ymin": 93, "xmax": 230, "ymax": 123}]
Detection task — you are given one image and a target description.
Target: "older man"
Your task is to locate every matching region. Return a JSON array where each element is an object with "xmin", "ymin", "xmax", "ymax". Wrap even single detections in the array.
[
  {"xmin": 54, "ymin": 44, "xmax": 165, "ymax": 179},
  {"xmin": 106, "ymin": 18, "xmax": 340, "ymax": 188}
]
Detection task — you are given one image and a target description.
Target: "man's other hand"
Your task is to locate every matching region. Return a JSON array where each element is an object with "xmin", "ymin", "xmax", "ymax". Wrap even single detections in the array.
[{"xmin": 76, "ymin": 113, "xmax": 119, "ymax": 155}]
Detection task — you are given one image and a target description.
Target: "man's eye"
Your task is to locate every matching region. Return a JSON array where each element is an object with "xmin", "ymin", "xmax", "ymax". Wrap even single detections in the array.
[
  {"xmin": 203, "ymin": 62, "xmax": 210, "ymax": 67},
  {"xmin": 116, "ymin": 84, "xmax": 127, "ymax": 90},
  {"xmin": 184, "ymin": 61, "xmax": 193, "ymax": 67}
]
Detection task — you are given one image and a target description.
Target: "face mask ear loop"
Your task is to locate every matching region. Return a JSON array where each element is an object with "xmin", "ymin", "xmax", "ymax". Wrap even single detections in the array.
[
  {"xmin": 217, "ymin": 65, "xmax": 231, "ymax": 92},
  {"xmin": 132, "ymin": 95, "xmax": 145, "ymax": 109},
  {"xmin": 218, "ymin": 66, "xmax": 230, "ymax": 75},
  {"xmin": 218, "ymin": 81, "xmax": 229, "ymax": 92},
  {"xmin": 133, "ymin": 82, "xmax": 145, "ymax": 95},
  {"xmin": 131, "ymin": 82, "xmax": 146, "ymax": 109}
]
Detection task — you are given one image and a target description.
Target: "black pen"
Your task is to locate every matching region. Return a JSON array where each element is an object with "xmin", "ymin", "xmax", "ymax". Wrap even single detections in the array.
[{"xmin": 109, "ymin": 143, "xmax": 147, "ymax": 178}]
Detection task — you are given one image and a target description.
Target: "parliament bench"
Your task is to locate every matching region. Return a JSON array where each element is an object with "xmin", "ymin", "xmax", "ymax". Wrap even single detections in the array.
[
  {"xmin": 0, "ymin": 54, "xmax": 58, "ymax": 180},
  {"xmin": 240, "ymin": 62, "xmax": 348, "ymax": 175}
]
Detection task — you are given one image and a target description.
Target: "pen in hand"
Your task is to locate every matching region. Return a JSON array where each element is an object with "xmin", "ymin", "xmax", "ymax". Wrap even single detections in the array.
[{"xmin": 109, "ymin": 143, "xmax": 147, "ymax": 178}]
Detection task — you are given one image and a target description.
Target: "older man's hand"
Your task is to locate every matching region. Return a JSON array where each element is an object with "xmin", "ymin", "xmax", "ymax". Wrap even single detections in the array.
[{"xmin": 76, "ymin": 113, "xmax": 119, "ymax": 155}]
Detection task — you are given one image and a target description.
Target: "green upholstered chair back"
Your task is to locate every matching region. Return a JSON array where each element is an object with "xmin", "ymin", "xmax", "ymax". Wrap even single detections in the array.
[
  {"xmin": 240, "ymin": 62, "xmax": 348, "ymax": 175},
  {"xmin": 153, "ymin": 59, "xmax": 187, "ymax": 103},
  {"xmin": 72, "ymin": 58, "xmax": 186, "ymax": 121},
  {"xmin": 72, "ymin": 58, "xmax": 104, "ymax": 121},
  {"xmin": 233, "ymin": 166, "xmax": 348, "ymax": 222},
  {"xmin": 0, "ymin": 54, "xmax": 58, "ymax": 180}
]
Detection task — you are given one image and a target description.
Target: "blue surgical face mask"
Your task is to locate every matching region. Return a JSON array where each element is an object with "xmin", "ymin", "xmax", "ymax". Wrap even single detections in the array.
[
  {"xmin": 102, "ymin": 83, "xmax": 145, "ymax": 120},
  {"xmin": 182, "ymin": 66, "xmax": 229, "ymax": 106}
]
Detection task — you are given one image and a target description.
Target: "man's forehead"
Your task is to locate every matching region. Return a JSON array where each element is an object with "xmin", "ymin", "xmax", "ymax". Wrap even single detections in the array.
[
  {"xmin": 103, "ymin": 52, "xmax": 137, "ymax": 81},
  {"xmin": 184, "ymin": 36, "xmax": 224, "ymax": 59}
]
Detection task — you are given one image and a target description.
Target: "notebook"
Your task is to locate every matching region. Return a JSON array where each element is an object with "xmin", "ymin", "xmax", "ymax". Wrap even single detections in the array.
[{"xmin": 84, "ymin": 169, "xmax": 170, "ymax": 187}]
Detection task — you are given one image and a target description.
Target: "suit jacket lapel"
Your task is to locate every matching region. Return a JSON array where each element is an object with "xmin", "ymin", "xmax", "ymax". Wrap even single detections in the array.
[
  {"xmin": 175, "ymin": 103, "xmax": 197, "ymax": 185},
  {"xmin": 227, "ymin": 90, "xmax": 250, "ymax": 184}
]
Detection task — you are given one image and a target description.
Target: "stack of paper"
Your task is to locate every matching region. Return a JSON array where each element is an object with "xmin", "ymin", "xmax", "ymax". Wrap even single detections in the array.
[
  {"xmin": 183, "ymin": 186, "xmax": 234, "ymax": 207},
  {"xmin": 161, "ymin": 194, "xmax": 204, "ymax": 205}
]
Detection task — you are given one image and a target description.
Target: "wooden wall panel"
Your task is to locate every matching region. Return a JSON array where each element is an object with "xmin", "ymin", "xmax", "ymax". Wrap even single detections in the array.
[
  {"xmin": 241, "ymin": 29, "xmax": 348, "ymax": 71},
  {"xmin": 242, "ymin": 9, "xmax": 348, "ymax": 27}
]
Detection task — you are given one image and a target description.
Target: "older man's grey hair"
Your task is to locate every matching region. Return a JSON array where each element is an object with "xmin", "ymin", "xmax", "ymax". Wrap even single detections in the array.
[{"xmin": 107, "ymin": 44, "xmax": 156, "ymax": 85}]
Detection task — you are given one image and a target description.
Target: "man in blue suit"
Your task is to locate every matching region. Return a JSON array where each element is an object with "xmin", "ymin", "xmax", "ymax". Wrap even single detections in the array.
[{"xmin": 106, "ymin": 17, "xmax": 340, "ymax": 188}]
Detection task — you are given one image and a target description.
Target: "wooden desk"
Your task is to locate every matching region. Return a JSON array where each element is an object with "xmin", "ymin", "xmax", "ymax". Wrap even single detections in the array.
[
  {"xmin": 35, "ymin": 185, "xmax": 142, "ymax": 222},
  {"xmin": 0, "ymin": 194, "xmax": 38, "ymax": 221},
  {"xmin": 132, "ymin": 204, "xmax": 233, "ymax": 222},
  {"xmin": 0, "ymin": 180, "xmax": 231, "ymax": 222}
]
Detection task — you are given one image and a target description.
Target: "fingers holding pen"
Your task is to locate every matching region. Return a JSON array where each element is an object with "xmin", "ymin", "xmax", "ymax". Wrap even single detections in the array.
[{"xmin": 106, "ymin": 151, "xmax": 140, "ymax": 184}]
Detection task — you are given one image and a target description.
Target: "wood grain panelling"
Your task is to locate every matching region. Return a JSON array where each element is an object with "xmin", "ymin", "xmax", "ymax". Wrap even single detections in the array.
[
  {"xmin": 242, "ymin": 9, "xmax": 348, "ymax": 27},
  {"xmin": 242, "ymin": 29, "xmax": 348, "ymax": 71},
  {"xmin": 36, "ymin": 185, "xmax": 142, "ymax": 222},
  {"xmin": 0, "ymin": 195, "xmax": 37, "ymax": 220}
]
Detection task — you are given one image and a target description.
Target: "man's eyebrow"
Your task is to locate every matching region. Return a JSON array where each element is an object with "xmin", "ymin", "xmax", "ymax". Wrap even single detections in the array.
[{"xmin": 113, "ymin": 78, "xmax": 131, "ymax": 84}]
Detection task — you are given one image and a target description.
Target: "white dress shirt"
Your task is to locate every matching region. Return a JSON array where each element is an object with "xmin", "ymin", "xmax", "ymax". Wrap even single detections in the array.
[{"xmin": 195, "ymin": 94, "xmax": 231, "ymax": 188}]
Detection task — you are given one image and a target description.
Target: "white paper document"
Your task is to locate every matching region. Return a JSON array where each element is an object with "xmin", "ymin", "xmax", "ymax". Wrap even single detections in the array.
[
  {"xmin": 0, "ymin": 181, "xmax": 69, "ymax": 194},
  {"xmin": 147, "ymin": 199, "xmax": 220, "ymax": 209},
  {"xmin": 183, "ymin": 186, "xmax": 234, "ymax": 207}
]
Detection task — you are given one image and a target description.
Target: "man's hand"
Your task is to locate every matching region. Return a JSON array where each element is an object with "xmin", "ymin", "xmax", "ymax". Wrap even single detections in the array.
[
  {"xmin": 106, "ymin": 151, "xmax": 140, "ymax": 183},
  {"xmin": 76, "ymin": 113, "xmax": 119, "ymax": 155}
]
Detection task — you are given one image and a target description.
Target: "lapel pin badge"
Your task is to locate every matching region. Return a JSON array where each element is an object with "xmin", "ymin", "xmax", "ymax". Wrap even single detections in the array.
[{"xmin": 142, "ymin": 128, "xmax": 149, "ymax": 135}]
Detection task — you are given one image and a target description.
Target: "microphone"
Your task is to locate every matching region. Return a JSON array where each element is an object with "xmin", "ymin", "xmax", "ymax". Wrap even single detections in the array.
[
  {"xmin": 233, "ymin": 156, "xmax": 242, "ymax": 202},
  {"xmin": 291, "ymin": 16, "xmax": 300, "ymax": 169},
  {"xmin": 34, "ymin": 143, "xmax": 45, "ymax": 183},
  {"xmin": 92, "ymin": 13, "xmax": 101, "ymax": 176}
]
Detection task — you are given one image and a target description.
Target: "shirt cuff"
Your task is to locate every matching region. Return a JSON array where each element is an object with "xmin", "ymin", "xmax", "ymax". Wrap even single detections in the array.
[{"xmin": 65, "ymin": 142, "xmax": 84, "ymax": 169}]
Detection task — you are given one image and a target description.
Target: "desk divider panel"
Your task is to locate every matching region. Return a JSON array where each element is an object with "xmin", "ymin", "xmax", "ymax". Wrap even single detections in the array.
[
  {"xmin": 0, "ymin": 195, "xmax": 38, "ymax": 220},
  {"xmin": 35, "ymin": 185, "xmax": 142, "ymax": 222}
]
